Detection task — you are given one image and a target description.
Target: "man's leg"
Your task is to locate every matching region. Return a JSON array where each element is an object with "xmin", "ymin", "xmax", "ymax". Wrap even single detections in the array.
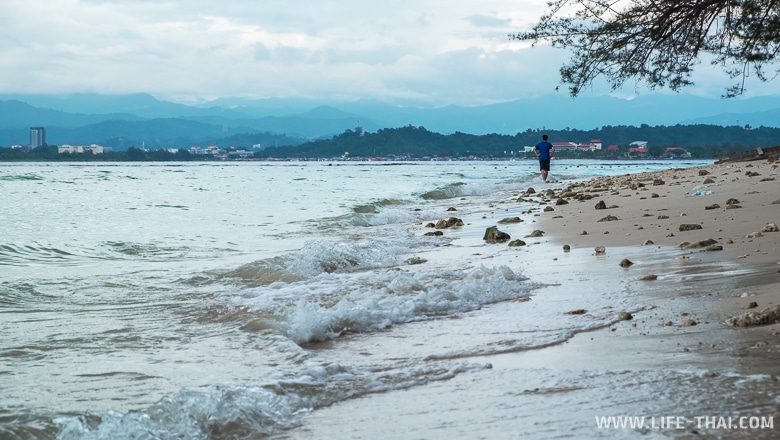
[{"xmin": 541, "ymin": 170, "xmax": 548, "ymax": 182}]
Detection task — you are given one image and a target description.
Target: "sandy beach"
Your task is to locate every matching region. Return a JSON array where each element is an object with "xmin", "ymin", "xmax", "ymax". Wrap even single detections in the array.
[
  {"xmin": 534, "ymin": 157, "xmax": 780, "ymax": 350},
  {"xmin": 278, "ymin": 158, "xmax": 780, "ymax": 439}
]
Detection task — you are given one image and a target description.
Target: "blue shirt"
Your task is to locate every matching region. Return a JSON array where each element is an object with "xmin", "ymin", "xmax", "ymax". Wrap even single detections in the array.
[{"xmin": 535, "ymin": 141, "xmax": 553, "ymax": 161}]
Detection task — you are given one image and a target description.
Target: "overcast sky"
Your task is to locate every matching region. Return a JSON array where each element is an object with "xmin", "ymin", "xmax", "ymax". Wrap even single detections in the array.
[{"xmin": 2, "ymin": 0, "xmax": 777, "ymax": 106}]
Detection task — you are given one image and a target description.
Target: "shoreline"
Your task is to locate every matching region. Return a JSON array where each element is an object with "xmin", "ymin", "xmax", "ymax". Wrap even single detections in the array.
[
  {"xmin": 511, "ymin": 157, "xmax": 780, "ymax": 373},
  {"xmin": 276, "ymin": 158, "xmax": 780, "ymax": 439}
]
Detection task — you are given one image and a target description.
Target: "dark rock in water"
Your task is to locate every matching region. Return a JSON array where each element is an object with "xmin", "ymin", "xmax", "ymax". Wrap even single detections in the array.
[
  {"xmin": 406, "ymin": 257, "xmax": 427, "ymax": 265},
  {"xmin": 619, "ymin": 311, "xmax": 633, "ymax": 320},
  {"xmin": 638, "ymin": 274, "xmax": 658, "ymax": 281},
  {"xmin": 726, "ymin": 198, "xmax": 740, "ymax": 205},
  {"xmin": 555, "ymin": 198, "xmax": 569, "ymax": 205},
  {"xmin": 508, "ymin": 239, "xmax": 526, "ymax": 247},
  {"xmin": 726, "ymin": 305, "xmax": 780, "ymax": 327},
  {"xmin": 698, "ymin": 170, "xmax": 710, "ymax": 176},
  {"xmin": 651, "ymin": 193, "xmax": 660, "ymax": 198},
  {"xmin": 435, "ymin": 217, "xmax": 464, "ymax": 229},
  {"xmin": 702, "ymin": 178, "xmax": 715, "ymax": 184},
  {"xmin": 598, "ymin": 215, "xmax": 619, "ymax": 222},
  {"xmin": 594, "ymin": 246, "xmax": 606, "ymax": 255},
  {"xmin": 653, "ymin": 178, "xmax": 665, "ymax": 185},
  {"xmin": 657, "ymin": 214, "xmax": 669, "ymax": 219},
  {"xmin": 683, "ymin": 319, "xmax": 697, "ymax": 327},
  {"xmin": 483, "ymin": 226, "xmax": 511, "ymax": 243},
  {"xmin": 745, "ymin": 302, "xmax": 759, "ymax": 309},
  {"xmin": 642, "ymin": 239, "xmax": 654, "ymax": 245},
  {"xmin": 563, "ymin": 244, "xmax": 571, "ymax": 252},
  {"xmin": 524, "ymin": 230, "xmax": 545, "ymax": 238},
  {"xmin": 619, "ymin": 258, "xmax": 634, "ymax": 267},
  {"xmin": 566, "ymin": 309, "xmax": 587, "ymax": 315},
  {"xmin": 424, "ymin": 231, "xmax": 444, "ymax": 236},
  {"xmin": 594, "ymin": 200, "xmax": 607, "ymax": 210},
  {"xmin": 447, "ymin": 207, "xmax": 457, "ymax": 211},
  {"xmin": 425, "ymin": 222, "xmax": 436, "ymax": 228},
  {"xmin": 678, "ymin": 223, "xmax": 703, "ymax": 231},
  {"xmin": 498, "ymin": 216, "xmax": 523, "ymax": 224},
  {"xmin": 704, "ymin": 245, "xmax": 723, "ymax": 251},
  {"xmin": 705, "ymin": 204, "xmax": 720, "ymax": 210},
  {"xmin": 525, "ymin": 187, "xmax": 536, "ymax": 195},
  {"xmin": 544, "ymin": 206, "xmax": 555, "ymax": 212}
]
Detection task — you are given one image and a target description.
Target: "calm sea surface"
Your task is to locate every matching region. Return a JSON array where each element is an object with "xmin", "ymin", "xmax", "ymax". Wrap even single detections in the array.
[{"xmin": 6, "ymin": 159, "xmax": 773, "ymax": 439}]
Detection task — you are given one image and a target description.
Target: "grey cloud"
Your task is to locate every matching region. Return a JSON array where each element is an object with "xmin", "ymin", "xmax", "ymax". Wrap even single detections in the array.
[{"xmin": 465, "ymin": 14, "xmax": 511, "ymax": 28}]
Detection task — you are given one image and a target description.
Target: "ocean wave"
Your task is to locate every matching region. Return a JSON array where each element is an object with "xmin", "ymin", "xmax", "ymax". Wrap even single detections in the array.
[
  {"xmin": 101, "ymin": 241, "xmax": 238, "ymax": 262},
  {"xmin": 351, "ymin": 198, "xmax": 407, "ymax": 214},
  {"xmin": 285, "ymin": 239, "xmax": 403, "ymax": 278},
  {"xmin": 0, "ymin": 173, "xmax": 45, "ymax": 181},
  {"xmin": 419, "ymin": 182, "xmax": 467, "ymax": 200},
  {"xmin": 0, "ymin": 242, "xmax": 79, "ymax": 266},
  {"xmin": 216, "ymin": 257, "xmax": 307, "ymax": 288},
  {"xmin": 52, "ymin": 361, "xmax": 491, "ymax": 440},
  {"xmin": 233, "ymin": 264, "xmax": 530, "ymax": 345}
]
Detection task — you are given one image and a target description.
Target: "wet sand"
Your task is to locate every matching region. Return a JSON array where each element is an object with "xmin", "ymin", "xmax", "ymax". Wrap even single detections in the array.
[
  {"xmin": 532, "ymin": 157, "xmax": 780, "ymax": 367},
  {"xmin": 276, "ymin": 158, "xmax": 780, "ymax": 439}
]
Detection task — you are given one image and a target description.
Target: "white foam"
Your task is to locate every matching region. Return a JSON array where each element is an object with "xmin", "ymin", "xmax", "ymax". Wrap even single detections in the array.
[{"xmin": 235, "ymin": 264, "xmax": 530, "ymax": 345}]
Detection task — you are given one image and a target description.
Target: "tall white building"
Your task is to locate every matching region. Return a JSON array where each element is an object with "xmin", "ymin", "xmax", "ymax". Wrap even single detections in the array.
[{"xmin": 30, "ymin": 127, "xmax": 46, "ymax": 148}]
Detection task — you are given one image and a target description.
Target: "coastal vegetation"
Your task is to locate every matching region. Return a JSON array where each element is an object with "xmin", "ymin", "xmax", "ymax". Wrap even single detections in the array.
[{"xmin": 1, "ymin": 123, "xmax": 779, "ymax": 161}]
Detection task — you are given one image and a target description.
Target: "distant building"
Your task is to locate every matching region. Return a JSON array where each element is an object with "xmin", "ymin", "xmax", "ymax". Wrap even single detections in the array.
[
  {"xmin": 552, "ymin": 142, "xmax": 579, "ymax": 151},
  {"xmin": 30, "ymin": 127, "xmax": 46, "ymax": 148},
  {"xmin": 190, "ymin": 145, "xmax": 226, "ymax": 156},
  {"xmin": 627, "ymin": 141, "xmax": 650, "ymax": 157},
  {"xmin": 58, "ymin": 144, "xmax": 112, "ymax": 154},
  {"xmin": 577, "ymin": 139, "xmax": 603, "ymax": 151}
]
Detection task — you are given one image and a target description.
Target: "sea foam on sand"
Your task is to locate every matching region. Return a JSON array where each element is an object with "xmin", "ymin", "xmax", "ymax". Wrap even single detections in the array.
[{"xmin": 279, "ymin": 158, "xmax": 780, "ymax": 439}]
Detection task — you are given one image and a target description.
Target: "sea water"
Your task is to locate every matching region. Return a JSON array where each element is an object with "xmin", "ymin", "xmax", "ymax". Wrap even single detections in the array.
[{"xmin": 5, "ymin": 159, "xmax": 773, "ymax": 439}]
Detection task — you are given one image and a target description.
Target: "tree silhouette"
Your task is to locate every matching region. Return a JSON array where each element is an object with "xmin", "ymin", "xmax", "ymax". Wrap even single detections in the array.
[{"xmin": 512, "ymin": 0, "xmax": 780, "ymax": 97}]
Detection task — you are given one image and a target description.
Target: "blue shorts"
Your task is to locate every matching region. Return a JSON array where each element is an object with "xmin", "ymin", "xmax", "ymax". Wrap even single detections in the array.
[{"xmin": 539, "ymin": 160, "xmax": 550, "ymax": 171}]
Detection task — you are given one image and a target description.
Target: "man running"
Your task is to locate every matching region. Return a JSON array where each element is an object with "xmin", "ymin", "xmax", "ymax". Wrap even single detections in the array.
[{"xmin": 533, "ymin": 134, "xmax": 555, "ymax": 182}]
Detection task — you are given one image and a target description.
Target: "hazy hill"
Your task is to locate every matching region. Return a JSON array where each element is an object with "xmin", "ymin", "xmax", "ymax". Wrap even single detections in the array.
[{"xmin": 2, "ymin": 92, "xmax": 780, "ymax": 149}]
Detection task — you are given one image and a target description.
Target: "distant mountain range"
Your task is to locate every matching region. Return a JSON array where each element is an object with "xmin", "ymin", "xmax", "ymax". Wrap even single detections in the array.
[{"xmin": 2, "ymin": 92, "xmax": 779, "ymax": 150}]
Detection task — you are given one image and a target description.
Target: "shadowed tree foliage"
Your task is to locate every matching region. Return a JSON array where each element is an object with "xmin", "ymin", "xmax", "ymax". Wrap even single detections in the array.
[{"xmin": 511, "ymin": 0, "xmax": 780, "ymax": 97}]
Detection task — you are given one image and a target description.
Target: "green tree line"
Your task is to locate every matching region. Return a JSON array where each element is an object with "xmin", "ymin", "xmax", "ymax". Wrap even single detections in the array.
[
  {"xmin": 0, "ymin": 145, "xmax": 196, "ymax": 162},
  {"xmin": 2, "ymin": 123, "xmax": 778, "ymax": 161},
  {"xmin": 253, "ymin": 124, "xmax": 780, "ymax": 159}
]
